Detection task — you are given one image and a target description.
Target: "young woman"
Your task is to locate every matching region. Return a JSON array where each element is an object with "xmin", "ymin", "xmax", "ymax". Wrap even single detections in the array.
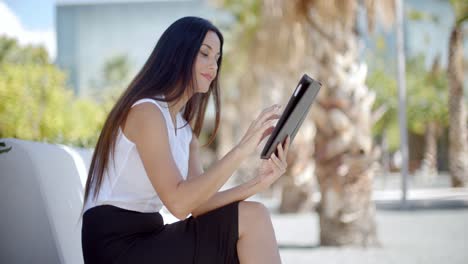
[{"xmin": 81, "ymin": 16, "xmax": 290, "ymax": 264}]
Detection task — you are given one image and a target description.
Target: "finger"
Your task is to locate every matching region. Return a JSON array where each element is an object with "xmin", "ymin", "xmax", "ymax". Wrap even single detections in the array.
[
  {"xmin": 277, "ymin": 142, "xmax": 284, "ymax": 161},
  {"xmin": 257, "ymin": 119, "xmax": 277, "ymax": 135},
  {"xmin": 253, "ymin": 119, "xmax": 277, "ymax": 144},
  {"xmin": 267, "ymin": 158, "xmax": 280, "ymax": 176},
  {"xmin": 271, "ymin": 153, "xmax": 286, "ymax": 173},
  {"xmin": 256, "ymin": 112, "xmax": 280, "ymax": 132},
  {"xmin": 267, "ymin": 159, "xmax": 278, "ymax": 177},
  {"xmin": 265, "ymin": 104, "xmax": 282, "ymax": 114},
  {"xmin": 259, "ymin": 127, "xmax": 276, "ymax": 143},
  {"xmin": 276, "ymin": 149, "xmax": 288, "ymax": 171},
  {"xmin": 264, "ymin": 112, "xmax": 281, "ymax": 124},
  {"xmin": 277, "ymin": 149, "xmax": 288, "ymax": 171},
  {"xmin": 254, "ymin": 105, "xmax": 282, "ymax": 129},
  {"xmin": 258, "ymin": 104, "xmax": 280, "ymax": 120},
  {"xmin": 284, "ymin": 136, "xmax": 290, "ymax": 155},
  {"xmin": 265, "ymin": 105, "xmax": 282, "ymax": 121},
  {"xmin": 248, "ymin": 106, "xmax": 277, "ymax": 132}
]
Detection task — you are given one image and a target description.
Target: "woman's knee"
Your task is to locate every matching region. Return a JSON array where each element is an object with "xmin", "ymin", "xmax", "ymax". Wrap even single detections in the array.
[
  {"xmin": 238, "ymin": 201, "xmax": 271, "ymax": 236},
  {"xmin": 240, "ymin": 201, "xmax": 269, "ymax": 217}
]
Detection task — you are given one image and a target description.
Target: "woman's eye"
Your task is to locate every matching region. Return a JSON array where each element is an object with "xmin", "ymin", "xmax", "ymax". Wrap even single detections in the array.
[{"xmin": 200, "ymin": 52, "xmax": 208, "ymax": 57}]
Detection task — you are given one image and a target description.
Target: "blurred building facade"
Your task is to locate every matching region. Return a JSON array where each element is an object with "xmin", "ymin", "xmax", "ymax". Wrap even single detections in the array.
[{"xmin": 55, "ymin": 0, "xmax": 229, "ymax": 96}]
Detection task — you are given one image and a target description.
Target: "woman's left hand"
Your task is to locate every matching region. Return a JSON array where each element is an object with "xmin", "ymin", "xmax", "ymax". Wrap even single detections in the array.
[{"xmin": 253, "ymin": 136, "xmax": 291, "ymax": 192}]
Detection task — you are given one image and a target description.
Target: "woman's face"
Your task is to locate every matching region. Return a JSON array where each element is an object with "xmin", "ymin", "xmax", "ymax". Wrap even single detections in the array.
[{"xmin": 193, "ymin": 30, "xmax": 221, "ymax": 94}]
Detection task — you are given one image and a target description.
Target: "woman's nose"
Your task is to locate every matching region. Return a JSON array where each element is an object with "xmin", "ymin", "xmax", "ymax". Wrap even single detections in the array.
[{"xmin": 209, "ymin": 59, "xmax": 218, "ymax": 71}]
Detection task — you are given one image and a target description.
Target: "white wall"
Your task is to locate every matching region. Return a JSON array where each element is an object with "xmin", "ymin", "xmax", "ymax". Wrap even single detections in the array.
[{"xmin": 55, "ymin": 0, "xmax": 226, "ymax": 96}]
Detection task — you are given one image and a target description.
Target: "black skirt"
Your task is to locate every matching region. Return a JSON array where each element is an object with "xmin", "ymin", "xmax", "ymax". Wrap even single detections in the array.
[{"xmin": 81, "ymin": 201, "xmax": 240, "ymax": 264}]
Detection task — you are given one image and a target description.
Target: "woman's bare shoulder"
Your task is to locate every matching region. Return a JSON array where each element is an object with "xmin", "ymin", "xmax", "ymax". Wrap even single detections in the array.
[{"xmin": 123, "ymin": 102, "xmax": 167, "ymax": 144}]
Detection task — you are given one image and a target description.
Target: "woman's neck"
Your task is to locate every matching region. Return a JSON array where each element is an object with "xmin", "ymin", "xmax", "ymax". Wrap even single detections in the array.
[{"xmin": 166, "ymin": 93, "xmax": 191, "ymax": 119}]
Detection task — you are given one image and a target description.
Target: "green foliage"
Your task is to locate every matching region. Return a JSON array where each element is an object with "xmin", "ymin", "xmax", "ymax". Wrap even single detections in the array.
[
  {"xmin": 0, "ymin": 36, "xmax": 49, "ymax": 65},
  {"xmin": 97, "ymin": 55, "xmax": 130, "ymax": 109},
  {"xmin": 449, "ymin": 0, "xmax": 468, "ymax": 25},
  {"xmin": 0, "ymin": 36, "xmax": 110, "ymax": 148},
  {"xmin": 222, "ymin": 0, "xmax": 262, "ymax": 32},
  {"xmin": 219, "ymin": 0, "xmax": 262, "ymax": 74},
  {"xmin": 367, "ymin": 67, "xmax": 399, "ymax": 151},
  {"xmin": 0, "ymin": 63, "xmax": 70, "ymax": 141},
  {"xmin": 406, "ymin": 55, "xmax": 448, "ymax": 135},
  {"xmin": 102, "ymin": 55, "xmax": 130, "ymax": 90},
  {"xmin": 367, "ymin": 54, "xmax": 449, "ymax": 151},
  {"xmin": 407, "ymin": 9, "xmax": 440, "ymax": 23},
  {"xmin": 366, "ymin": 32, "xmax": 398, "ymax": 151}
]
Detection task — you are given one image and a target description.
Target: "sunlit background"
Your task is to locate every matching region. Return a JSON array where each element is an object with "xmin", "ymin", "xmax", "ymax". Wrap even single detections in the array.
[{"xmin": 1, "ymin": 0, "xmax": 467, "ymax": 263}]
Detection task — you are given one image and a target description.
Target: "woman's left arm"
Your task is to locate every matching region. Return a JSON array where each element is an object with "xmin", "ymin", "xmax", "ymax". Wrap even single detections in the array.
[
  {"xmin": 188, "ymin": 135, "xmax": 259, "ymax": 217},
  {"xmin": 188, "ymin": 132, "xmax": 289, "ymax": 217},
  {"xmin": 191, "ymin": 180, "xmax": 258, "ymax": 217}
]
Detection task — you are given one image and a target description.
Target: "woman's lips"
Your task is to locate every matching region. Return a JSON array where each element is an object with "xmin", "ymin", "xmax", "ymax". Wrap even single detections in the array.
[{"xmin": 201, "ymin": 73, "xmax": 212, "ymax": 81}]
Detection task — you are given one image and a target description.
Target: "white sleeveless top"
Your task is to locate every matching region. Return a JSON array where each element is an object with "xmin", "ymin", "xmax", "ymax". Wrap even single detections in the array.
[{"xmin": 83, "ymin": 96, "xmax": 193, "ymax": 213}]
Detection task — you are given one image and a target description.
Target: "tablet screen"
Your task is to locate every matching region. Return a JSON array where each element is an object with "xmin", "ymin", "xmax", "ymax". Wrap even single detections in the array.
[{"xmin": 260, "ymin": 74, "xmax": 322, "ymax": 159}]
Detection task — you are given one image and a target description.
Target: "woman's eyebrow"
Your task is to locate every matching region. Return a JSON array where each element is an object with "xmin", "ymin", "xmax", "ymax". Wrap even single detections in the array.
[{"xmin": 202, "ymin": 44, "xmax": 220, "ymax": 55}]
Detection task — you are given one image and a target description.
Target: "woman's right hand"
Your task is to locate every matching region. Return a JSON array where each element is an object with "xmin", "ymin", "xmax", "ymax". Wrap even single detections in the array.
[{"xmin": 235, "ymin": 104, "xmax": 282, "ymax": 158}]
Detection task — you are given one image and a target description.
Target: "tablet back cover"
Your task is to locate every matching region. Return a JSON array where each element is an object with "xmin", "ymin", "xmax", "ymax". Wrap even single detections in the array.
[{"xmin": 261, "ymin": 74, "xmax": 321, "ymax": 159}]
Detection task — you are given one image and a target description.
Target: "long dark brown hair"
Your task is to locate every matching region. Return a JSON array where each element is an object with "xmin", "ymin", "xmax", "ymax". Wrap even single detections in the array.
[{"xmin": 82, "ymin": 16, "xmax": 223, "ymax": 211}]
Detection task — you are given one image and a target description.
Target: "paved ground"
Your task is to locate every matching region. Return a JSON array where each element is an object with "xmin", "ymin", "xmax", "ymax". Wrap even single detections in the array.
[
  {"xmin": 273, "ymin": 209, "xmax": 468, "ymax": 264},
  {"xmin": 259, "ymin": 173, "xmax": 468, "ymax": 264},
  {"xmin": 162, "ymin": 172, "xmax": 468, "ymax": 263}
]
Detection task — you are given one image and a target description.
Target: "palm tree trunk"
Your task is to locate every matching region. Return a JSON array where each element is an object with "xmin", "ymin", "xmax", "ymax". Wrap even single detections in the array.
[
  {"xmin": 421, "ymin": 122, "xmax": 438, "ymax": 175},
  {"xmin": 221, "ymin": 0, "xmax": 383, "ymax": 245},
  {"xmin": 426, "ymin": 125, "xmax": 438, "ymax": 171},
  {"xmin": 314, "ymin": 97, "xmax": 380, "ymax": 246},
  {"xmin": 447, "ymin": 26, "xmax": 468, "ymax": 187},
  {"xmin": 290, "ymin": 0, "xmax": 382, "ymax": 246},
  {"xmin": 309, "ymin": 36, "xmax": 380, "ymax": 246}
]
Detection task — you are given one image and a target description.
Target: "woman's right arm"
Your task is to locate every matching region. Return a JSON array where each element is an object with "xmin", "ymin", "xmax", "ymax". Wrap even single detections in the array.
[{"xmin": 126, "ymin": 102, "xmax": 281, "ymax": 220}]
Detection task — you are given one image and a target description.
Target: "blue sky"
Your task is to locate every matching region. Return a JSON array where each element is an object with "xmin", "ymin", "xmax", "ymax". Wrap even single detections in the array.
[
  {"xmin": 3, "ymin": 0, "xmax": 55, "ymax": 31},
  {"xmin": 0, "ymin": 0, "xmax": 56, "ymax": 58}
]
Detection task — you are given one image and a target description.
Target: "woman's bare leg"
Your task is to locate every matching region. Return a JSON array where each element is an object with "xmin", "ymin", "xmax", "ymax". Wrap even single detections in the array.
[{"xmin": 237, "ymin": 201, "xmax": 281, "ymax": 264}]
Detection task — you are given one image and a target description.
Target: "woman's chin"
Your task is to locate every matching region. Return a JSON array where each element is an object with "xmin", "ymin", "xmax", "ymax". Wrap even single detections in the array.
[
  {"xmin": 199, "ymin": 86, "xmax": 210, "ymax": 93},
  {"xmin": 194, "ymin": 83, "xmax": 210, "ymax": 94}
]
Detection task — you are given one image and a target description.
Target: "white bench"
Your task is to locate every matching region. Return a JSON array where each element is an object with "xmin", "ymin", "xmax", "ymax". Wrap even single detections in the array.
[
  {"xmin": 0, "ymin": 138, "xmax": 89, "ymax": 263},
  {"xmin": 0, "ymin": 138, "xmax": 179, "ymax": 264}
]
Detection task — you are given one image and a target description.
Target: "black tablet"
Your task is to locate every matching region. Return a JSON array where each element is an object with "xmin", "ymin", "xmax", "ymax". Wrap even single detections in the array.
[{"xmin": 261, "ymin": 74, "xmax": 322, "ymax": 159}]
